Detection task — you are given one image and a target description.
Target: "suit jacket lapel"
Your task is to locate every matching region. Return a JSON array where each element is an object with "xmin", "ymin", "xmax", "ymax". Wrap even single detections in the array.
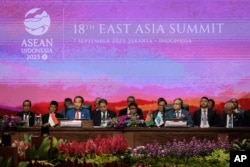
[
  {"xmin": 172, "ymin": 110, "xmax": 176, "ymax": 118},
  {"xmin": 207, "ymin": 110, "xmax": 210, "ymax": 125},
  {"xmin": 107, "ymin": 111, "xmax": 110, "ymax": 118},
  {"xmin": 96, "ymin": 110, "xmax": 100, "ymax": 122},
  {"xmin": 207, "ymin": 109, "xmax": 213, "ymax": 125},
  {"xmin": 198, "ymin": 110, "xmax": 202, "ymax": 125}
]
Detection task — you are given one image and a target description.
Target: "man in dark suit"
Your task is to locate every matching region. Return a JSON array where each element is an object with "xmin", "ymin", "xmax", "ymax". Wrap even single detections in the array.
[
  {"xmin": 230, "ymin": 98, "xmax": 244, "ymax": 118},
  {"xmin": 165, "ymin": 98, "xmax": 194, "ymax": 127},
  {"xmin": 59, "ymin": 98, "xmax": 73, "ymax": 118},
  {"xmin": 16, "ymin": 99, "xmax": 35, "ymax": 127},
  {"xmin": 119, "ymin": 96, "xmax": 143, "ymax": 118},
  {"xmin": 42, "ymin": 101, "xmax": 64, "ymax": 126},
  {"xmin": 91, "ymin": 97, "xmax": 101, "ymax": 119},
  {"xmin": 221, "ymin": 102, "xmax": 243, "ymax": 128},
  {"xmin": 208, "ymin": 99, "xmax": 216, "ymax": 111},
  {"xmin": 92, "ymin": 99, "xmax": 116, "ymax": 126},
  {"xmin": 66, "ymin": 96, "xmax": 90, "ymax": 120},
  {"xmin": 152, "ymin": 97, "xmax": 168, "ymax": 127},
  {"xmin": 193, "ymin": 96, "xmax": 219, "ymax": 128}
]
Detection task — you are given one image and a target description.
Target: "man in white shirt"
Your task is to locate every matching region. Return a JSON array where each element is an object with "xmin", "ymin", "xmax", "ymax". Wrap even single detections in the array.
[
  {"xmin": 221, "ymin": 102, "xmax": 243, "ymax": 128},
  {"xmin": 193, "ymin": 97, "xmax": 219, "ymax": 128},
  {"xmin": 165, "ymin": 98, "xmax": 194, "ymax": 127},
  {"xmin": 230, "ymin": 98, "xmax": 244, "ymax": 118},
  {"xmin": 152, "ymin": 97, "xmax": 167, "ymax": 127},
  {"xmin": 66, "ymin": 96, "xmax": 90, "ymax": 120},
  {"xmin": 42, "ymin": 101, "xmax": 63, "ymax": 127},
  {"xmin": 92, "ymin": 99, "xmax": 116, "ymax": 126},
  {"xmin": 16, "ymin": 100, "xmax": 35, "ymax": 127}
]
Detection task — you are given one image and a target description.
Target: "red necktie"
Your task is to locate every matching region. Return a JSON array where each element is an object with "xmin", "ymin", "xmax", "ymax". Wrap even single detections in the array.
[{"xmin": 75, "ymin": 110, "xmax": 80, "ymax": 119}]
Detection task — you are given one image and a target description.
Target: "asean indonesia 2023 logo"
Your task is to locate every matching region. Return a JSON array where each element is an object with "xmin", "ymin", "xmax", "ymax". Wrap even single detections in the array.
[{"xmin": 24, "ymin": 8, "xmax": 50, "ymax": 36}]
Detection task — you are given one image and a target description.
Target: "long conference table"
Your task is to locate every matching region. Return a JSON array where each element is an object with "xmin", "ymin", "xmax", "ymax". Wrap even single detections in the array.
[{"xmin": 7, "ymin": 127, "xmax": 250, "ymax": 147}]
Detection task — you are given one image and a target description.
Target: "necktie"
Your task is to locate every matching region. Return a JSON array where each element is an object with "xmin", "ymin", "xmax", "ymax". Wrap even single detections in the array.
[
  {"xmin": 101, "ymin": 112, "xmax": 106, "ymax": 126},
  {"xmin": 75, "ymin": 110, "xmax": 80, "ymax": 119},
  {"xmin": 157, "ymin": 116, "xmax": 161, "ymax": 124},
  {"xmin": 228, "ymin": 116, "xmax": 233, "ymax": 128},
  {"xmin": 203, "ymin": 110, "xmax": 207, "ymax": 126},
  {"xmin": 102, "ymin": 112, "xmax": 106, "ymax": 121},
  {"xmin": 25, "ymin": 114, "xmax": 29, "ymax": 127},
  {"xmin": 176, "ymin": 112, "xmax": 180, "ymax": 119}
]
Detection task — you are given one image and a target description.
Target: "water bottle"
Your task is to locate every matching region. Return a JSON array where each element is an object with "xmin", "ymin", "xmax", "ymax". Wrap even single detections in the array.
[{"xmin": 35, "ymin": 114, "xmax": 42, "ymax": 126}]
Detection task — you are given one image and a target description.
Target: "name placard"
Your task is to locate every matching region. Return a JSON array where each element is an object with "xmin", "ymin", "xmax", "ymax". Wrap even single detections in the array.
[
  {"xmin": 59, "ymin": 120, "xmax": 82, "ymax": 128},
  {"xmin": 59, "ymin": 120, "xmax": 93, "ymax": 128},
  {"xmin": 165, "ymin": 120, "xmax": 187, "ymax": 127}
]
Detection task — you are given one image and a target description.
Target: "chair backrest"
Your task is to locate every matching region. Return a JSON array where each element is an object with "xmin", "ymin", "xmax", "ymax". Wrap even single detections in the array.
[
  {"xmin": 165, "ymin": 104, "xmax": 189, "ymax": 111},
  {"xmin": 67, "ymin": 104, "xmax": 91, "ymax": 111}
]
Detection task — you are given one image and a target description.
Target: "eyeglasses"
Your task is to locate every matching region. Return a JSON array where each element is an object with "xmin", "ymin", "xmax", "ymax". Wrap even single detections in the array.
[{"xmin": 129, "ymin": 107, "xmax": 137, "ymax": 110}]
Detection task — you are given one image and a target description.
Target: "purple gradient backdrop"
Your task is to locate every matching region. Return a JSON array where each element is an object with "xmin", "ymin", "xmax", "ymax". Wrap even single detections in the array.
[{"xmin": 0, "ymin": 0, "xmax": 250, "ymax": 108}]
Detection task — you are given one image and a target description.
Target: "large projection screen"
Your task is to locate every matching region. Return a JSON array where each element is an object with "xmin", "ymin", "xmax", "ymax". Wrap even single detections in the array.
[{"xmin": 0, "ymin": 0, "xmax": 250, "ymax": 114}]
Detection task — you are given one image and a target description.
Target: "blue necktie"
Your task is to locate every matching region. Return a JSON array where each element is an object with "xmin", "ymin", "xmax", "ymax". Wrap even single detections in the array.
[{"xmin": 157, "ymin": 116, "xmax": 161, "ymax": 124}]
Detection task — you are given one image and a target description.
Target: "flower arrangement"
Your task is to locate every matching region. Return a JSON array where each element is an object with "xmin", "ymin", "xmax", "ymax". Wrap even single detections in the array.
[
  {"xmin": 13, "ymin": 135, "xmax": 238, "ymax": 167},
  {"xmin": 129, "ymin": 136, "xmax": 233, "ymax": 159},
  {"xmin": 107, "ymin": 115, "xmax": 145, "ymax": 128},
  {"xmin": 1, "ymin": 115, "xmax": 22, "ymax": 130},
  {"xmin": 57, "ymin": 135, "xmax": 128, "ymax": 166},
  {"xmin": 127, "ymin": 136, "xmax": 234, "ymax": 166},
  {"xmin": 58, "ymin": 135, "xmax": 128, "ymax": 157},
  {"xmin": 12, "ymin": 140, "xmax": 30, "ymax": 160}
]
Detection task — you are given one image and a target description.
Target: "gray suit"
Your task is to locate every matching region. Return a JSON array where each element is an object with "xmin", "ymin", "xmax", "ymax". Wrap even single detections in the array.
[{"xmin": 165, "ymin": 109, "xmax": 194, "ymax": 127}]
